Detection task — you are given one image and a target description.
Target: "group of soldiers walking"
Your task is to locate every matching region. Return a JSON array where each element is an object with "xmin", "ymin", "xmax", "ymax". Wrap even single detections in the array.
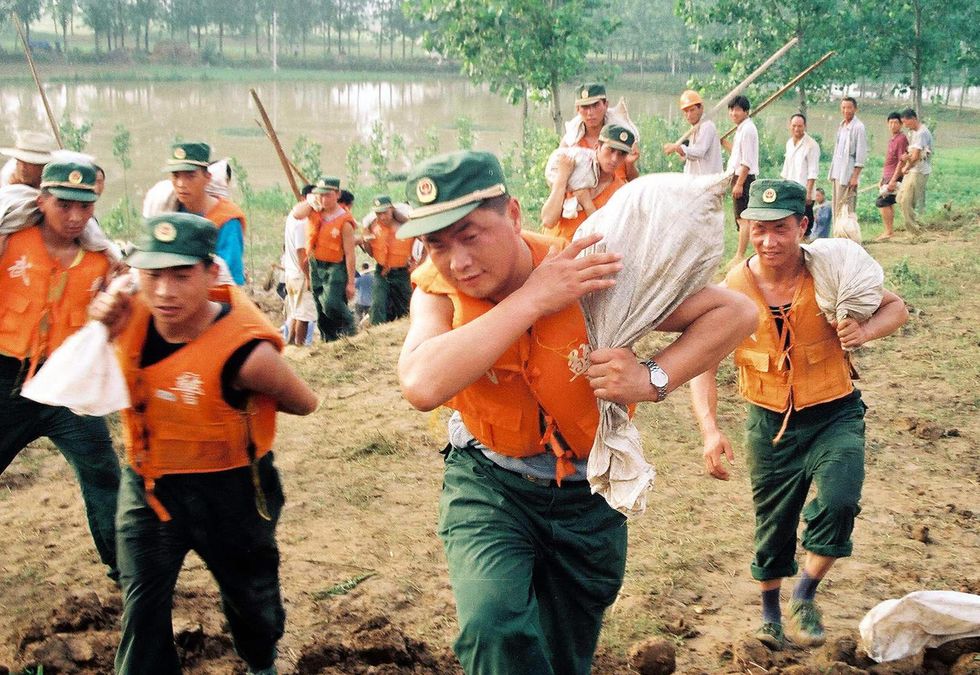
[{"xmin": 0, "ymin": 73, "xmax": 916, "ymax": 675}]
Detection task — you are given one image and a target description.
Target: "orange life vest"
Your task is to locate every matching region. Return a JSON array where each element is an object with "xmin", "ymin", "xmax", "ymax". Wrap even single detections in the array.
[
  {"xmin": 0, "ymin": 226, "xmax": 109, "ymax": 372},
  {"xmin": 116, "ymin": 285, "xmax": 284, "ymax": 521},
  {"xmin": 412, "ymin": 231, "xmax": 600, "ymax": 483},
  {"xmin": 204, "ymin": 197, "xmax": 247, "ymax": 233},
  {"xmin": 308, "ymin": 209, "xmax": 355, "ymax": 263},
  {"xmin": 543, "ymin": 176, "xmax": 626, "ymax": 242},
  {"xmin": 726, "ymin": 261, "xmax": 854, "ymax": 416},
  {"xmin": 369, "ymin": 222, "xmax": 415, "ymax": 269}
]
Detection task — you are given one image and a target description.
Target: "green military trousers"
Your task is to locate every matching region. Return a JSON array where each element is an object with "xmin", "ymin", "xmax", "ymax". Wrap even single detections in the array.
[
  {"xmin": 438, "ymin": 446, "xmax": 627, "ymax": 675},
  {"xmin": 746, "ymin": 390, "xmax": 867, "ymax": 581},
  {"xmin": 310, "ymin": 259, "xmax": 355, "ymax": 341},
  {"xmin": 114, "ymin": 454, "xmax": 285, "ymax": 675},
  {"xmin": 369, "ymin": 264, "xmax": 411, "ymax": 325}
]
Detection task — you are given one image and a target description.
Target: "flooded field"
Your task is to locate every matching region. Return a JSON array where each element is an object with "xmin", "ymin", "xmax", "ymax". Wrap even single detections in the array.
[{"xmin": 1, "ymin": 74, "xmax": 978, "ymax": 205}]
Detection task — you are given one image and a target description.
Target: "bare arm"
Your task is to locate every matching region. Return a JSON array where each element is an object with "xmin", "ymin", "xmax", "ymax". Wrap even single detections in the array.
[
  {"xmin": 732, "ymin": 164, "xmax": 750, "ymax": 198},
  {"xmin": 836, "ymin": 289, "xmax": 908, "ymax": 350},
  {"xmin": 541, "ymin": 155, "xmax": 575, "ymax": 228},
  {"xmin": 624, "ymin": 145, "xmax": 640, "ymax": 180},
  {"xmin": 234, "ymin": 341, "xmax": 318, "ymax": 415},
  {"xmin": 296, "ymin": 247, "xmax": 308, "ymax": 276},
  {"xmin": 291, "ymin": 200, "xmax": 314, "ymax": 219},
  {"xmin": 399, "ymin": 234, "xmax": 622, "ymax": 411}
]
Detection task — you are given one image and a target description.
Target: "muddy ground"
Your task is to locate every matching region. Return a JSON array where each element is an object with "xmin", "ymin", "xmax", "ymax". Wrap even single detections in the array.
[{"xmin": 1, "ymin": 219, "xmax": 978, "ymax": 674}]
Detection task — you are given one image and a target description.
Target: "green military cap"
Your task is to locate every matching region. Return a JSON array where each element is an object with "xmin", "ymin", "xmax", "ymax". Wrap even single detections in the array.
[
  {"xmin": 372, "ymin": 195, "xmax": 394, "ymax": 213},
  {"xmin": 126, "ymin": 213, "xmax": 217, "ymax": 269},
  {"xmin": 163, "ymin": 142, "xmax": 211, "ymax": 172},
  {"xmin": 313, "ymin": 176, "xmax": 341, "ymax": 193},
  {"xmin": 397, "ymin": 150, "xmax": 507, "ymax": 240},
  {"xmin": 575, "ymin": 83, "xmax": 607, "ymax": 106},
  {"xmin": 599, "ymin": 124, "xmax": 636, "ymax": 153},
  {"xmin": 40, "ymin": 160, "xmax": 99, "ymax": 203},
  {"xmin": 740, "ymin": 179, "xmax": 807, "ymax": 221}
]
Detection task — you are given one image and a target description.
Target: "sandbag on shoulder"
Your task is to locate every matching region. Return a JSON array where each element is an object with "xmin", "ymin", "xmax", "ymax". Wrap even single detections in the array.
[
  {"xmin": 574, "ymin": 171, "xmax": 730, "ymax": 517},
  {"xmin": 802, "ymin": 237, "xmax": 884, "ymax": 329}
]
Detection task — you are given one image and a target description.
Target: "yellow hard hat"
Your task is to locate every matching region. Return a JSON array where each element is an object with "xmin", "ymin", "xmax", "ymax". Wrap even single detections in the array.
[{"xmin": 679, "ymin": 90, "xmax": 703, "ymax": 110}]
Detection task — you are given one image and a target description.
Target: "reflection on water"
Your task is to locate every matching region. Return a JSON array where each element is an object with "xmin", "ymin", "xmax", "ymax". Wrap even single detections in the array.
[{"xmin": 1, "ymin": 78, "xmax": 976, "ymax": 207}]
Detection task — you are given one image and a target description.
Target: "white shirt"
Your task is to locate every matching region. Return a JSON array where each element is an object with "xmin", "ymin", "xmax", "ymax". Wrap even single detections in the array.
[
  {"xmin": 780, "ymin": 133, "xmax": 820, "ymax": 192},
  {"xmin": 726, "ymin": 118, "xmax": 759, "ymax": 175},
  {"xmin": 908, "ymin": 126, "xmax": 933, "ymax": 176},
  {"xmin": 282, "ymin": 215, "xmax": 307, "ymax": 282},
  {"xmin": 828, "ymin": 116, "xmax": 868, "ymax": 183},
  {"xmin": 682, "ymin": 120, "xmax": 723, "ymax": 175}
]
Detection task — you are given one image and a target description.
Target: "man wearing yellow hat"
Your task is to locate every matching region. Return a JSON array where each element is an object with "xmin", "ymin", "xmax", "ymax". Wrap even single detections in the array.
[
  {"xmin": 397, "ymin": 150, "xmax": 756, "ymax": 675},
  {"xmin": 0, "ymin": 160, "xmax": 120, "ymax": 580},
  {"xmin": 662, "ymin": 90, "xmax": 723, "ymax": 175},
  {"xmin": 691, "ymin": 179, "xmax": 908, "ymax": 650}
]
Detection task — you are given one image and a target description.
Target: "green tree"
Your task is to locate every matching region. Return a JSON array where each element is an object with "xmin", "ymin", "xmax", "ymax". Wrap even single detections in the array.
[
  {"xmin": 291, "ymin": 135, "xmax": 322, "ymax": 184},
  {"xmin": 79, "ymin": 0, "xmax": 114, "ymax": 51},
  {"xmin": 412, "ymin": 0, "xmax": 616, "ymax": 134},
  {"xmin": 678, "ymin": 0, "xmax": 863, "ymax": 114},
  {"xmin": 59, "ymin": 115, "xmax": 92, "ymax": 151},
  {"xmin": 11, "ymin": 0, "xmax": 44, "ymax": 42},
  {"xmin": 112, "ymin": 123, "xmax": 133, "ymax": 209}
]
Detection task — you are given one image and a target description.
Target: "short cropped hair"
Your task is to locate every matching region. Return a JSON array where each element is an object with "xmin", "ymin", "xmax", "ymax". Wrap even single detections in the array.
[
  {"xmin": 301, "ymin": 184, "xmax": 315, "ymax": 196},
  {"xmin": 887, "ymin": 112, "xmax": 901, "ymax": 122},
  {"xmin": 729, "ymin": 95, "xmax": 751, "ymax": 112},
  {"xmin": 790, "ymin": 112, "xmax": 807, "ymax": 125},
  {"xmin": 339, "ymin": 189, "xmax": 355, "ymax": 206},
  {"xmin": 900, "ymin": 108, "xmax": 918, "ymax": 120},
  {"xmin": 841, "ymin": 96, "xmax": 858, "ymax": 107}
]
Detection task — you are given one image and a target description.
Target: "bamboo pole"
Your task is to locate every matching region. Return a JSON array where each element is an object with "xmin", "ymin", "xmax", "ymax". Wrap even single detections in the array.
[
  {"xmin": 249, "ymin": 88, "xmax": 301, "ymax": 200},
  {"xmin": 720, "ymin": 51, "xmax": 836, "ymax": 141},
  {"xmin": 254, "ymin": 118, "xmax": 310, "ymax": 185},
  {"xmin": 672, "ymin": 37, "xmax": 799, "ymax": 147},
  {"xmin": 13, "ymin": 14, "xmax": 64, "ymax": 149}
]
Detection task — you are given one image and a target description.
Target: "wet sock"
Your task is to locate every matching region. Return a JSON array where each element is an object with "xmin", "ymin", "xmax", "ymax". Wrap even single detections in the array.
[
  {"xmin": 762, "ymin": 587, "xmax": 781, "ymax": 624},
  {"xmin": 792, "ymin": 570, "xmax": 822, "ymax": 602}
]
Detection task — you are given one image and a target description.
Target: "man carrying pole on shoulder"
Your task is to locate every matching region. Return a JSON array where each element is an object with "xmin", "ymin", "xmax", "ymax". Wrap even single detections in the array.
[
  {"xmin": 690, "ymin": 179, "xmax": 908, "ymax": 650},
  {"xmin": 663, "ymin": 90, "xmax": 723, "ymax": 175},
  {"xmin": 397, "ymin": 150, "xmax": 757, "ymax": 675},
  {"xmin": 92, "ymin": 213, "xmax": 318, "ymax": 675}
]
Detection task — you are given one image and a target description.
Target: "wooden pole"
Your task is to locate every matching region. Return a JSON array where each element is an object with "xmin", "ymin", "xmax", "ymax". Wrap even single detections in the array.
[
  {"xmin": 254, "ymin": 119, "xmax": 310, "ymax": 185},
  {"xmin": 249, "ymin": 88, "xmax": 301, "ymax": 200},
  {"xmin": 672, "ymin": 37, "xmax": 799, "ymax": 146},
  {"xmin": 720, "ymin": 51, "xmax": 836, "ymax": 141},
  {"xmin": 14, "ymin": 14, "xmax": 64, "ymax": 149}
]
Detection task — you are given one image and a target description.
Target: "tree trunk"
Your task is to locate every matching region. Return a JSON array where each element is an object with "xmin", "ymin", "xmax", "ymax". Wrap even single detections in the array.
[
  {"xmin": 959, "ymin": 67, "xmax": 968, "ymax": 112},
  {"xmin": 196, "ymin": 25, "xmax": 202, "ymax": 50},
  {"xmin": 549, "ymin": 73, "xmax": 563, "ymax": 134},
  {"xmin": 219, "ymin": 23, "xmax": 224, "ymax": 54},
  {"xmin": 521, "ymin": 89, "xmax": 529, "ymax": 147},
  {"xmin": 797, "ymin": 82, "xmax": 807, "ymax": 116},
  {"xmin": 912, "ymin": 0, "xmax": 923, "ymax": 114}
]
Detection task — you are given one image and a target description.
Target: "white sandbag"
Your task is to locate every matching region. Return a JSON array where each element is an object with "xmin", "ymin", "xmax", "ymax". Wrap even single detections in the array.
[
  {"xmin": 575, "ymin": 172, "xmax": 730, "ymax": 517},
  {"xmin": 801, "ymin": 238, "xmax": 884, "ymax": 329},
  {"xmin": 859, "ymin": 591, "xmax": 980, "ymax": 663},
  {"xmin": 545, "ymin": 147, "xmax": 599, "ymax": 218},
  {"xmin": 832, "ymin": 204, "xmax": 862, "ymax": 243},
  {"xmin": 142, "ymin": 180, "xmax": 181, "ymax": 217},
  {"xmin": 21, "ymin": 321, "xmax": 130, "ymax": 416},
  {"xmin": 560, "ymin": 97, "xmax": 639, "ymax": 148}
]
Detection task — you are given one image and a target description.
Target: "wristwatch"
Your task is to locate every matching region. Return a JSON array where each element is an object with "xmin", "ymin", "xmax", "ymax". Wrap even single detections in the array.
[{"xmin": 641, "ymin": 359, "xmax": 669, "ymax": 403}]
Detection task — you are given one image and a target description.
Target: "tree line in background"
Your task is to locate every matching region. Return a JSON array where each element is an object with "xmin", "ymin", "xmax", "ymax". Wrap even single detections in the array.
[{"xmin": 2, "ymin": 0, "xmax": 977, "ymax": 125}]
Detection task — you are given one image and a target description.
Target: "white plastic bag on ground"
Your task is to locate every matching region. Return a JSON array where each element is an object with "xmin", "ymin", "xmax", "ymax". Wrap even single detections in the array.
[
  {"xmin": 21, "ymin": 321, "xmax": 130, "ymax": 416},
  {"xmin": 574, "ymin": 172, "xmax": 730, "ymax": 517},
  {"xmin": 802, "ymin": 238, "xmax": 884, "ymax": 331},
  {"xmin": 859, "ymin": 591, "xmax": 980, "ymax": 663},
  {"xmin": 560, "ymin": 97, "xmax": 639, "ymax": 148},
  {"xmin": 833, "ymin": 204, "xmax": 862, "ymax": 243}
]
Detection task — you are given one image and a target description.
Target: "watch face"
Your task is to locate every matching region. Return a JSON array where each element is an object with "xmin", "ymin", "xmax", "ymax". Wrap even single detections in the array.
[{"xmin": 650, "ymin": 369, "xmax": 669, "ymax": 388}]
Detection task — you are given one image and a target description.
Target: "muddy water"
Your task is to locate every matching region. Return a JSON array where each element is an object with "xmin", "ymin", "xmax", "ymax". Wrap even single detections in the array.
[{"xmin": 0, "ymin": 77, "xmax": 977, "ymax": 206}]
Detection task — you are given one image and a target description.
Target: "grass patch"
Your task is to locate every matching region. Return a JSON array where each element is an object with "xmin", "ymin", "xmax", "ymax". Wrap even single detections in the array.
[{"xmin": 311, "ymin": 572, "xmax": 376, "ymax": 600}]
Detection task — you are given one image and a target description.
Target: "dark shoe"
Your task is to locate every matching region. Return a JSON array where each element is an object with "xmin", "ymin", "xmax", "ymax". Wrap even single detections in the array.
[
  {"xmin": 787, "ymin": 599, "xmax": 826, "ymax": 646},
  {"xmin": 754, "ymin": 621, "xmax": 785, "ymax": 650}
]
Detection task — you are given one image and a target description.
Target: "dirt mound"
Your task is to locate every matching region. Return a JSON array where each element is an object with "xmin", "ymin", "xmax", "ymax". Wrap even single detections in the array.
[
  {"xmin": 294, "ymin": 614, "xmax": 459, "ymax": 674},
  {"xmin": 15, "ymin": 590, "xmax": 119, "ymax": 674}
]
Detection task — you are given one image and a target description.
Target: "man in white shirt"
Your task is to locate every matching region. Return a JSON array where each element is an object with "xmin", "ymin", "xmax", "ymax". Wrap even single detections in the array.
[
  {"xmin": 282, "ymin": 185, "xmax": 317, "ymax": 345},
  {"xmin": 898, "ymin": 108, "xmax": 933, "ymax": 236},
  {"xmin": 663, "ymin": 89, "xmax": 723, "ymax": 175},
  {"xmin": 780, "ymin": 113, "xmax": 820, "ymax": 233},
  {"xmin": 722, "ymin": 95, "xmax": 759, "ymax": 262},
  {"xmin": 827, "ymin": 97, "xmax": 868, "ymax": 220}
]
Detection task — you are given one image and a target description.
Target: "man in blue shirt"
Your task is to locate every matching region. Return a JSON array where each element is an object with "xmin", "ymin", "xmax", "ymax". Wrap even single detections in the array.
[{"xmin": 164, "ymin": 142, "xmax": 247, "ymax": 284}]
